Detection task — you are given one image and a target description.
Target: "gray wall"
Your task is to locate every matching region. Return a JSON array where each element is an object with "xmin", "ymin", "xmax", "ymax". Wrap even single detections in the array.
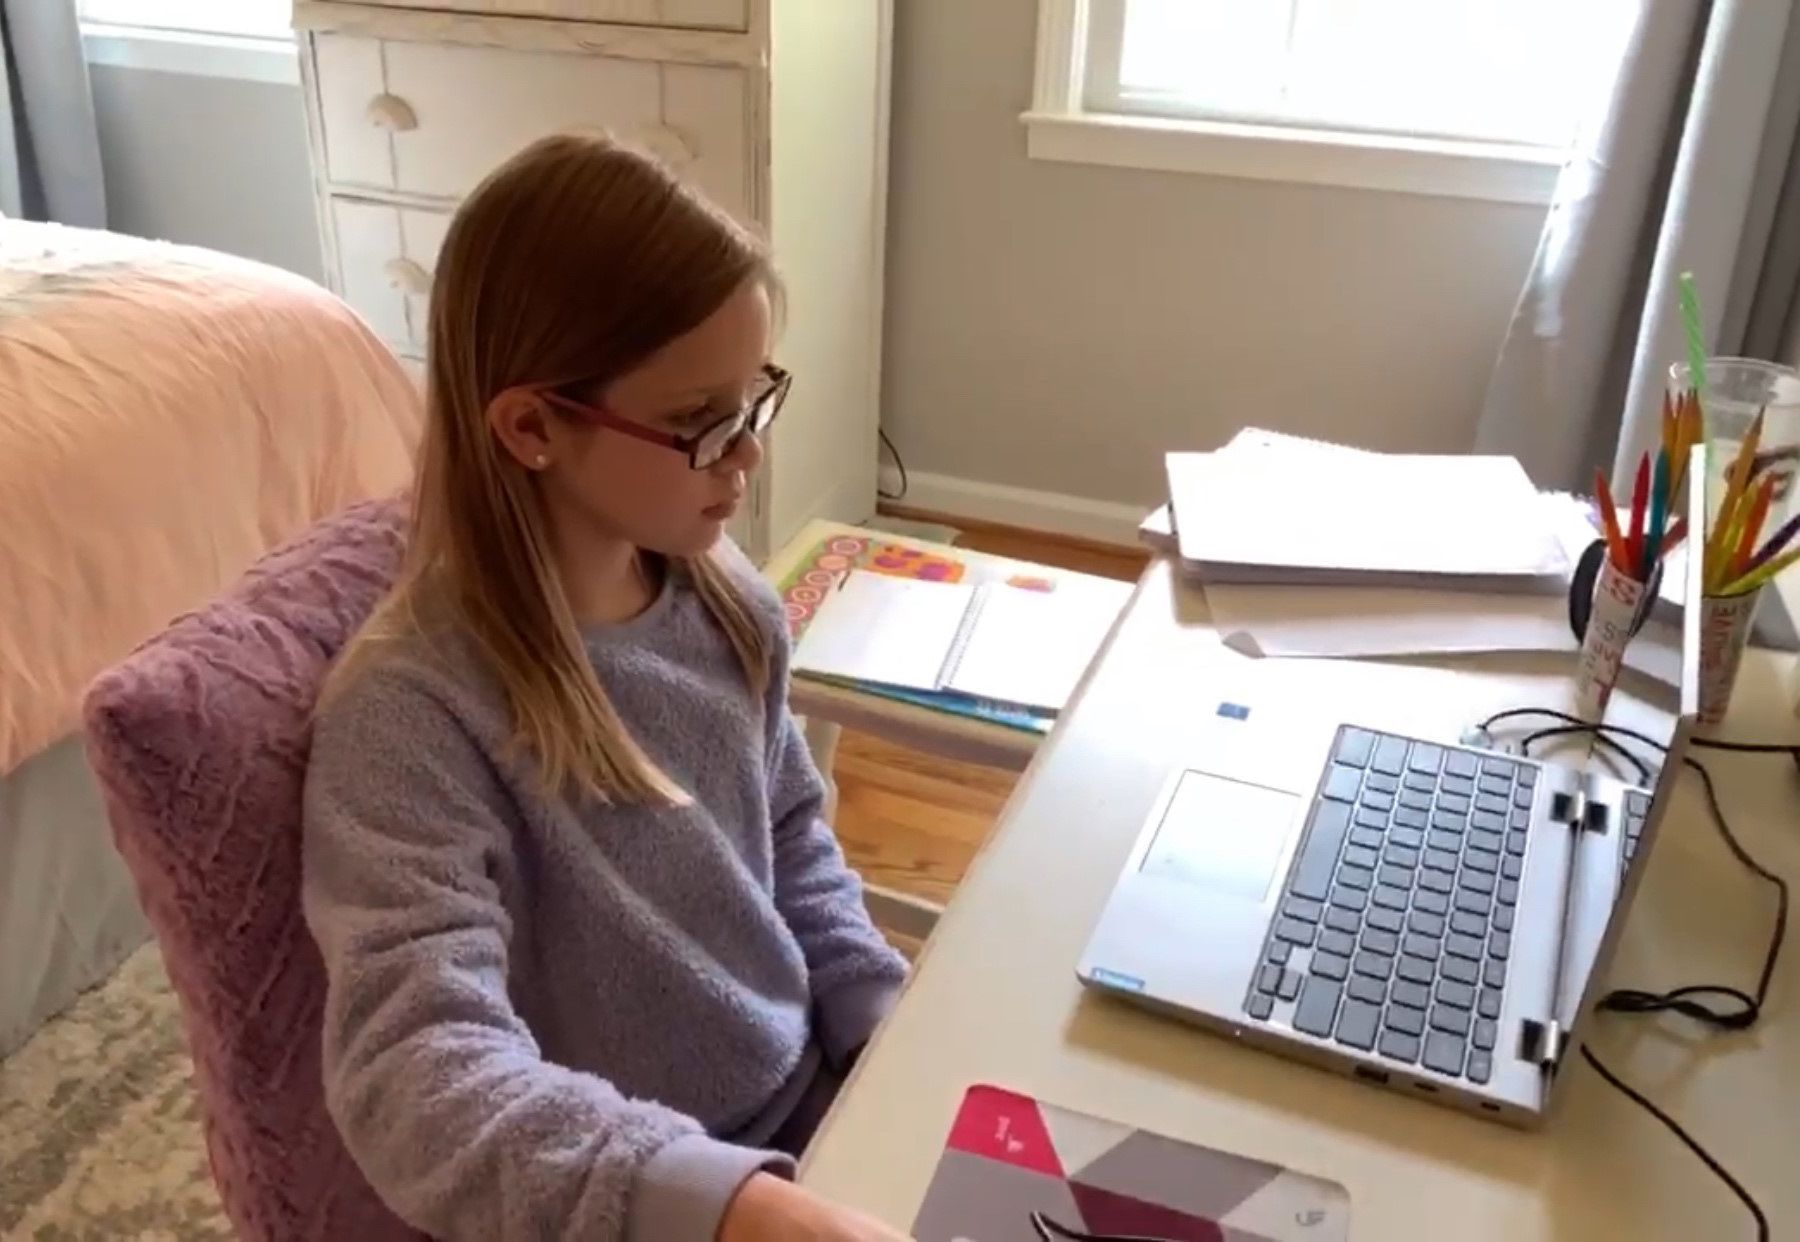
[
  {"xmin": 90, "ymin": 63, "xmax": 324, "ymax": 283},
  {"xmin": 882, "ymin": 0, "xmax": 1548, "ymax": 505},
  {"xmin": 87, "ymin": 0, "xmax": 1549, "ymax": 511}
]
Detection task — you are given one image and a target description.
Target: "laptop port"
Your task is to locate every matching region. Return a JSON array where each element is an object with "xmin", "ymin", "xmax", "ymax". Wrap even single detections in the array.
[
  {"xmin": 1354, "ymin": 1066, "xmax": 1389, "ymax": 1085},
  {"xmin": 1414, "ymin": 1081, "xmax": 1438, "ymax": 1093},
  {"xmin": 1481, "ymin": 1103, "xmax": 1501, "ymax": 1113}
]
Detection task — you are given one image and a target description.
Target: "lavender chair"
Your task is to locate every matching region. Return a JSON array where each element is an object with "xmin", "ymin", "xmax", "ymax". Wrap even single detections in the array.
[{"xmin": 83, "ymin": 497, "xmax": 428, "ymax": 1242}]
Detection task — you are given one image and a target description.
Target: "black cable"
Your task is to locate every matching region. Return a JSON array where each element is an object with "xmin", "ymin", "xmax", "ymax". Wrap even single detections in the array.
[
  {"xmin": 1481, "ymin": 709, "xmax": 1789, "ymax": 1029},
  {"xmin": 1578, "ymin": 1045, "xmax": 1770, "ymax": 1242},
  {"xmin": 1479, "ymin": 707, "xmax": 1669, "ymax": 756},
  {"xmin": 1597, "ymin": 755, "xmax": 1787, "ymax": 1030},
  {"xmin": 1517, "ymin": 723, "xmax": 1656, "ymax": 785},
  {"xmin": 877, "ymin": 429, "xmax": 908, "ymax": 502},
  {"xmin": 1477, "ymin": 707, "xmax": 1791, "ymax": 1234}
]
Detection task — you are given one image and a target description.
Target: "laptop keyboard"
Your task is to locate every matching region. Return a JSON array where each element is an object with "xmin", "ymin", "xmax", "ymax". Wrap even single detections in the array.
[
  {"xmin": 1623, "ymin": 790, "xmax": 1651, "ymax": 872},
  {"xmin": 1245, "ymin": 727, "xmax": 1538, "ymax": 1085}
]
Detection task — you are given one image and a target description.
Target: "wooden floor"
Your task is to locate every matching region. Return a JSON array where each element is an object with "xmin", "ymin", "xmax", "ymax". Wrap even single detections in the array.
[{"xmin": 827, "ymin": 511, "xmax": 1148, "ymax": 914}]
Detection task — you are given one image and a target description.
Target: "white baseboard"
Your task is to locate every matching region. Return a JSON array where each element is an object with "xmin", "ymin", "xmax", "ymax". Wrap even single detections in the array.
[{"xmin": 879, "ymin": 467, "xmax": 1146, "ymax": 546}]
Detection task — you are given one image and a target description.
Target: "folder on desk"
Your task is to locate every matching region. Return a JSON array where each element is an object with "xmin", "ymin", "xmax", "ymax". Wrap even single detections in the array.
[
  {"xmin": 912, "ymin": 1085, "xmax": 1350, "ymax": 1242},
  {"xmin": 1166, "ymin": 437, "xmax": 1570, "ymax": 593},
  {"xmin": 792, "ymin": 570, "xmax": 1129, "ymax": 713}
]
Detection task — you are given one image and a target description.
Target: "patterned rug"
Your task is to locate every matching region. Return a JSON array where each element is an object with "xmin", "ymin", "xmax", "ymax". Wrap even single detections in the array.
[{"xmin": 0, "ymin": 944, "xmax": 227, "ymax": 1240}]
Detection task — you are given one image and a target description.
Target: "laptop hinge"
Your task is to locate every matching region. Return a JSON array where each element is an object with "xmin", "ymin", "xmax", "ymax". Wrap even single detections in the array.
[
  {"xmin": 1530, "ymin": 775, "xmax": 1613, "ymax": 1077},
  {"xmin": 1549, "ymin": 784, "xmax": 1615, "ymax": 834},
  {"xmin": 1518, "ymin": 1017, "xmax": 1567, "ymax": 1074}
]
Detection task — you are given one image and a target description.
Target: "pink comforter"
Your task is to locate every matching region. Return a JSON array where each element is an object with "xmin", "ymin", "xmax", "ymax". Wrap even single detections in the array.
[{"xmin": 0, "ymin": 222, "xmax": 420, "ymax": 774}]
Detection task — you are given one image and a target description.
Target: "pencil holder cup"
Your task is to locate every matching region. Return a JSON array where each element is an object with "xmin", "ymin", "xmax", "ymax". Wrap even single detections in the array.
[
  {"xmin": 1567, "ymin": 539, "xmax": 1662, "ymax": 720},
  {"xmin": 1697, "ymin": 588, "xmax": 1762, "ymax": 727}
]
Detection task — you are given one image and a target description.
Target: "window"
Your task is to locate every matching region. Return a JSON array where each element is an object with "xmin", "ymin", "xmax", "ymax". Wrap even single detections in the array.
[
  {"xmin": 78, "ymin": 0, "xmax": 296, "ymax": 84},
  {"xmin": 1028, "ymin": 0, "xmax": 1639, "ymax": 202},
  {"xmin": 77, "ymin": 0, "xmax": 291, "ymax": 40}
]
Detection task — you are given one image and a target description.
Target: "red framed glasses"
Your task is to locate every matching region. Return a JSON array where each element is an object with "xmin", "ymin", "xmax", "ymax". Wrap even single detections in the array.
[{"xmin": 540, "ymin": 364, "xmax": 792, "ymax": 470}]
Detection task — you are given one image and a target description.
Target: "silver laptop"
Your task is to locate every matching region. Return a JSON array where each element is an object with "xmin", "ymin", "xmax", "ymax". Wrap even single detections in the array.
[{"xmin": 1079, "ymin": 469, "xmax": 1703, "ymax": 1128}]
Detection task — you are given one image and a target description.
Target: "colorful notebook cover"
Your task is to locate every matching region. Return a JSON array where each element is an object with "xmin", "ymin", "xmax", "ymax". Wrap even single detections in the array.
[
  {"xmin": 912, "ymin": 1085, "xmax": 1351, "ymax": 1242},
  {"xmin": 777, "ymin": 533, "xmax": 1056, "ymax": 735}
]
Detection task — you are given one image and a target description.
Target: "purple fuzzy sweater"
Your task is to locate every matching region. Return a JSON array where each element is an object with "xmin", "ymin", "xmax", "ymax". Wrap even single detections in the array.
[{"xmin": 300, "ymin": 548, "xmax": 907, "ymax": 1242}]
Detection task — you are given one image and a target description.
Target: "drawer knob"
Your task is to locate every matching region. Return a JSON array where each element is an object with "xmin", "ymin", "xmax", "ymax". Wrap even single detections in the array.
[
  {"xmin": 383, "ymin": 257, "xmax": 433, "ymax": 296},
  {"xmin": 634, "ymin": 122, "xmax": 696, "ymax": 168},
  {"xmin": 366, "ymin": 93, "xmax": 418, "ymax": 132}
]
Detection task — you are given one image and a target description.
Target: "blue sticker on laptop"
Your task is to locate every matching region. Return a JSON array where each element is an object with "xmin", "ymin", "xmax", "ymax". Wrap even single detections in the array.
[
  {"xmin": 1217, "ymin": 702, "xmax": 1250, "ymax": 720},
  {"xmin": 1088, "ymin": 966, "xmax": 1146, "ymax": 992}
]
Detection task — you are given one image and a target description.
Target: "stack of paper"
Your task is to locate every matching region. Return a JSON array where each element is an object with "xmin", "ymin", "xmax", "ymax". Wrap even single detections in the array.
[
  {"xmin": 1165, "ymin": 430, "xmax": 1570, "ymax": 592},
  {"xmin": 1141, "ymin": 430, "xmax": 1690, "ymax": 688}
]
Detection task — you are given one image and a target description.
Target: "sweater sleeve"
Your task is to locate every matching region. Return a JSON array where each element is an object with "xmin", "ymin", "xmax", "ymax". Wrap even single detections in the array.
[
  {"xmin": 766, "ymin": 709, "xmax": 909, "ymax": 1067},
  {"xmin": 753, "ymin": 585, "xmax": 909, "ymax": 1067},
  {"xmin": 301, "ymin": 667, "xmax": 785, "ymax": 1242}
]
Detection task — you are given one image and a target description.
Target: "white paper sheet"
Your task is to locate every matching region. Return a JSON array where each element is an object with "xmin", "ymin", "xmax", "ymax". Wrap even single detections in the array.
[
  {"xmin": 1171, "ymin": 448, "xmax": 1569, "ymax": 583},
  {"xmin": 1204, "ymin": 580, "xmax": 1684, "ymax": 689},
  {"xmin": 792, "ymin": 572, "xmax": 973, "ymax": 692},
  {"xmin": 946, "ymin": 577, "xmax": 1132, "ymax": 711}
]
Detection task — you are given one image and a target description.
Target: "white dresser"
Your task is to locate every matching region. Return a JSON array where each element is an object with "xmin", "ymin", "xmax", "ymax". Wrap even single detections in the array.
[{"xmin": 291, "ymin": 0, "xmax": 891, "ymax": 562}]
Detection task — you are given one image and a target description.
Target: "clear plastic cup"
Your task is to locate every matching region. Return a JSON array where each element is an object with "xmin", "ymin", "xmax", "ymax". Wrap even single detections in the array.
[
  {"xmin": 1680, "ymin": 358, "xmax": 1800, "ymax": 657},
  {"xmin": 1669, "ymin": 357, "xmax": 1800, "ymax": 510}
]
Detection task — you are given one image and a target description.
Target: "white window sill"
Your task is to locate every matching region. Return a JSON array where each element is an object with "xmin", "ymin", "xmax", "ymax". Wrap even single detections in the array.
[
  {"xmin": 80, "ymin": 22, "xmax": 298, "ymax": 86},
  {"xmin": 1021, "ymin": 110, "xmax": 1564, "ymax": 206}
]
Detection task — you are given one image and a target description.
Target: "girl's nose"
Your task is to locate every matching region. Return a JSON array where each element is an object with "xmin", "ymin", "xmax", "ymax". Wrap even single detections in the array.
[{"xmin": 720, "ymin": 424, "xmax": 764, "ymax": 473}]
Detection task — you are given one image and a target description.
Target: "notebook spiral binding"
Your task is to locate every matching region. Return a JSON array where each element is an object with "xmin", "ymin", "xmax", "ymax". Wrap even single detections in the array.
[{"xmin": 938, "ymin": 583, "xmax": 993, "ymax": 690}]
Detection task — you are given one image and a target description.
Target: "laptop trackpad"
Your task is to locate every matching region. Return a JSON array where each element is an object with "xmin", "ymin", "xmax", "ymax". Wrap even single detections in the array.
[{"xmin": 1139, "ymin": 771, "xmax": 1298, "ymax": 904}]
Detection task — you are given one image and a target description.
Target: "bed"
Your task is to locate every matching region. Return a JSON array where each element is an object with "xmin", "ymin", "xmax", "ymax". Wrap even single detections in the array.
[{"xmin": 0, "ymin": 219, "xmax": 419, "ymax": 1056}]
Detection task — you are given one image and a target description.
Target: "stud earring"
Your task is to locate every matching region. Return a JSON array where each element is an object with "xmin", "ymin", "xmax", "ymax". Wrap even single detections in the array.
[{"xmin": 534, "ymin": 455, "xmax": 548, "ymax": 468}]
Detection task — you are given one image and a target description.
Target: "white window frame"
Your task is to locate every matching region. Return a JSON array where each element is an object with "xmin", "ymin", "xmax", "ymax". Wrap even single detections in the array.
[
  {"xmin": 1023, "ymin": 0, "xmax": 1565, "ymax": 205},
  {"xmin": 79, "ymin": 0, "xmax": 297, "ymax": 86}
]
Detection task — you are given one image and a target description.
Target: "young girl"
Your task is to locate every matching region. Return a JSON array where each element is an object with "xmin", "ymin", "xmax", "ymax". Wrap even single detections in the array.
[{"xmin": 302, "ymin": 133, "xmax": 911, "ymax": 1242}]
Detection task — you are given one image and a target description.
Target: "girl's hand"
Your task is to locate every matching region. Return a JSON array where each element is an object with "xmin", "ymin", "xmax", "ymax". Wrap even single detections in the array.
[{"xmin": 719, "ymin": 1172, "xmax": 913, "ymax": 1242}]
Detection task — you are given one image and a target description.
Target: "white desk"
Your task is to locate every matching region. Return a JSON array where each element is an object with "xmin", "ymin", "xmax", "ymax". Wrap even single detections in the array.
[{"xmin": 802, "ymin": 557, "xmax": 1800, "ymax": 1238}]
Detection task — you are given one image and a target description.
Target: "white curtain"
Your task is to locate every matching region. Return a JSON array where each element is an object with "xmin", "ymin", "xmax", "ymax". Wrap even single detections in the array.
[
  {"xmin": 1475, "ymin": 0, "xmax": 1800, "ymax": 492},
  {"xmin": 0, "ymin": 0, "xmax": 106, "ymax": 225}
]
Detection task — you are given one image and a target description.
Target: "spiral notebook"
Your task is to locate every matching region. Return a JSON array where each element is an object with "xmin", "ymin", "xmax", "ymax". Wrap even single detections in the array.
[{"xmin": 792, "ymin": 570, "xmax": 1129, "ymax": 714}]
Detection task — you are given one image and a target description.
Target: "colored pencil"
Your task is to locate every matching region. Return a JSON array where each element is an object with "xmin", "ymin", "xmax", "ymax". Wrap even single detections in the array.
[
  {"xmin": 1663, "ymin": 516, "xmax": 1689, "ymax": 555},
  {"xmin": 1594, "ymin": 470, "xmax": 1630, "ymax": 571},
  {"xmin": 1672, "ymin": 388, "xmax": 1701, "ymax": 495},
  {"xmin": 1625, "ymin": 452, "xmax": 1650, "ymax": 579},
  {"xmin": 1642, "ymin": 450, "xmax": 1670, "ymax": 576},
  {"xmin": 1706, "ymin": 409, "xmax": 1766, "ymax": 589},
  {"xmin": 1720, "ymin": 543, "xmax": 1800, "ymax": 597},
  {"xmin": 1730, "ymin": 474, "xmax": 1777, "ymax": 579},
  {"xmin": 1742, "ymin": 509, "xmax": 1800, "ymax": 577}
]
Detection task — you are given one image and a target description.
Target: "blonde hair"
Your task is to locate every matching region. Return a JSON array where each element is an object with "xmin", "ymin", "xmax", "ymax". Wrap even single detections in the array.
[{"xmin": 331, "ymin": 133, "xmax": 773, "ymax": 804}]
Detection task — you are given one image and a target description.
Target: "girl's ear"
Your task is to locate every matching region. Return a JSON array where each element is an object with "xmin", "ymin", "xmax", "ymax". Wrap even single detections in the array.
[{"xmin": 487, "ymin": 388, "xmax": 555, "ymax": 471}]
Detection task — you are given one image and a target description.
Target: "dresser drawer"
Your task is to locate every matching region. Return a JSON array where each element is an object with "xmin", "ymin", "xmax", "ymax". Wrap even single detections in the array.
[
  {"xmin": 311, "ymin": 35, "xmax": 751, "ymax": 222},
  {"xmin": 329, "ymin": 197, "xmax": 453, "ymax": 356},
  {"xmin": 336, "ymin": 0, "xmax": 748, "ymax": 31}
]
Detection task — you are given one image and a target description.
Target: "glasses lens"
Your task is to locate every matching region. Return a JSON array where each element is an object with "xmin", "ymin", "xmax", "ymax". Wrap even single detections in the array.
[
  {"xmin": 751, "ymin": 370, "xmax": 790, "ymax": 433},
  {"xmin": 694, "ymin": 412, "xmax": 746, "ymax": 468}
]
